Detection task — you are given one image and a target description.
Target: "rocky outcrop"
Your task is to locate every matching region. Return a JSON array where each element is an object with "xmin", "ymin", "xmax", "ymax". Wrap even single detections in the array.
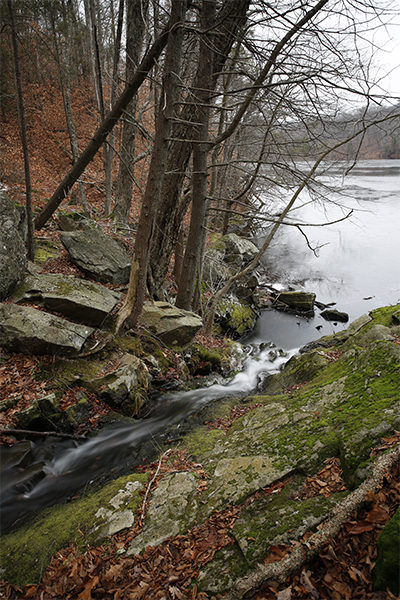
[
  {"xmin": 0, "ymin": 304, "xmax": 93, "ymax": 355},
  {"xmin": 1, "ymin": 305, "xmax": 399, "ymax": 592},
  {"xmin": 204, "ymin": 234, "xmax": 260, "ymax": 337},
  {"xmin": 141, "ymin": 301, "xmax": 203, "ymax": 347},
  {"xmin": 60, "ymin": 229, "xmax": 131, "ymax": 284},
  {"xmin": 13, "ymin": 271, "xmax": 121, "ymax": 327},
  {"xmin": 0, "ymin": 193, "xmax": 27, "ymax": 300}
]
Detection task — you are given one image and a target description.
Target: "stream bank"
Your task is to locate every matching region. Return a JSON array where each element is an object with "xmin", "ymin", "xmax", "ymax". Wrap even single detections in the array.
[{"xmin": 1, "ymin": 304, "xmax": 399, "ymax": 596}]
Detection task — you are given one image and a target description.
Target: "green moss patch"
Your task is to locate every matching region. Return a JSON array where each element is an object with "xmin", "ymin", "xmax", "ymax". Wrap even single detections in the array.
[{"xmin": 0, "ymin": 472, "xmax": 148, "ymax": 586}]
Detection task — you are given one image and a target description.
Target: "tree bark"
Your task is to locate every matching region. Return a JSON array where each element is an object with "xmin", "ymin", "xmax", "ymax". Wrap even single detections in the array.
[
  {"xmin": 114, "ymin": 0, "xmax": 148, "ymax": 225},
  {"xmin": 34, "ymin": 19, "xmax": 172, "ymax": 231},
  {"xmin": 53, "ymin": 2, "xmax": 90, "ymax": 216},
  {"xmin": 149, "ymin": 0, "xmax": 251, "ymax": 300},
  {"xmin": 8, "ymin": 0, "xmax": 34, "ymax": 261},
  {"xmin": 106, "ymin": 0, "xmax": 125, "ymax": 220},
  {"xmin": 175, "ymin": 0, "xmax": 215, "ymax": 310},
  {"xmin": 115, "ymin": 0, "xmax": 187, "ymax": 332}
]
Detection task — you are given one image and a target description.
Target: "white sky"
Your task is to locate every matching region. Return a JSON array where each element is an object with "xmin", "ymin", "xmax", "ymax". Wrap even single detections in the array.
[{"xmin": 369, "ymin": 13, "xmax": 400, "ymax": 100}]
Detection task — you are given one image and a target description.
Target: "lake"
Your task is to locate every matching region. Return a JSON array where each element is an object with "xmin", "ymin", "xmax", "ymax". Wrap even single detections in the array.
[{"xmin": 245, "ymin": 159, "xmax": 400, "ymax": 349}]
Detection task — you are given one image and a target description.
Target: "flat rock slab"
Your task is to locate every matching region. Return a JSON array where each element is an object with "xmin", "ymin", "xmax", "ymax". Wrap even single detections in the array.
[
  {"xmin": 141, "ymin": 301, "xmax": 203, "ymax": 346},
  {"xmin": 60, "ymin": 229, "xmax": 131, "ymax": 285},
  {"xmin": 13, "ymin": 272, "xmax": 121, "ymax": 327},
  {"xmin": 0, "ymin": 304, "xmax": 94, "ymax": 355}
]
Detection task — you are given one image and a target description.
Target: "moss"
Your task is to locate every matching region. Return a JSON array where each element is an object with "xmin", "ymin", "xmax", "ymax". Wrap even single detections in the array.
[
  {"xmin": 373, "ymin": 506, "xmax": 400, "ymax": 594},
  {"xmin": 0, "ymin": 472, "xmax": 149, "ymax": 586},
  {"xmin": 33, "ymin": 238, "xmax": 60, "ymax": 265},
  {"xmin": 183, "ymin": 427, "xmax": 225, "ymax": 461}
]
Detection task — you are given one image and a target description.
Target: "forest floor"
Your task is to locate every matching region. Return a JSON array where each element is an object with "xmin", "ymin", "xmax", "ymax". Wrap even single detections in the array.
[{"xmin": 0, "ymin": 83, "xmax": 399, "ymax": 600}]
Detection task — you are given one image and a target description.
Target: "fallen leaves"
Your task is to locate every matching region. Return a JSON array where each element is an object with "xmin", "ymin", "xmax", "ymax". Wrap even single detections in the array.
[{"xmin": 297, "ymin": 457, "xmax": 347, "ymax": 499}]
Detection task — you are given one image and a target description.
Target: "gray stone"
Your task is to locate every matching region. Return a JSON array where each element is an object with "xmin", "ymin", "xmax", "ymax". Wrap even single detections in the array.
[
  {"xmin": 94, "ymin": 354, "xmax": 150, "ymax": 416},
  {"xmin": 0, "ymin": 304, "xmax": 94, "ymax": 355},
  {"xmin": 60, "ymin": 229, "xmax": 131, "ymax": 284},
  {"xmin": 217, "ymin": 233, "xmax": 258, "ymax": 268},
  {"xmin": 358, "ymin": 324, "xmax": 395, "ymax": 344},
  {"xmin": 127, "ymin": 472, "xmax": 199, "ymax": 556},
  {"xmin": 0, "ymin": 193, "xmax": 26, "ymax": 300},
  {"xmin": 57, "ymin": 213, "xmax": 101, "ymax": 232},
  {"xmin": 141, "ymin": 301, "xmax": 203, "ymax": 346},
  {"xmin": 91, "ymin": 480, "xmax": 144, "ymax": 540},
  {"xmin": 13, "ymin": 272, "xmax": 121, "ymax": 327},
  {"xmin": 276, "ymin": 291, "xmax": 316, "ymax": 312},
  {"xmin": 321, "ymin": 308, "xmax": 349, "ymax": 322}
]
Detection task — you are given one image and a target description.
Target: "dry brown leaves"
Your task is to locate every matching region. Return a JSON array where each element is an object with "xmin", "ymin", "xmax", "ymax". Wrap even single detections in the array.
[
  {"xmin": 250, "ymin": 460, "xmax": 400, "ymax": 600},
  {"xmin": 0, "ymin": 354, "xmax": 50, "ymax": 429},
  {"xmin": 297, "ymin": 457, "xmax": 347, "ymax": 499}
]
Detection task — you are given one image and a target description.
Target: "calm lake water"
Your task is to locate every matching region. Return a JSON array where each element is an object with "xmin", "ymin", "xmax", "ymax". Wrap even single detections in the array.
[{"xmin": 245, "ymin": 159, "xmax": 400, "ymax": 349}]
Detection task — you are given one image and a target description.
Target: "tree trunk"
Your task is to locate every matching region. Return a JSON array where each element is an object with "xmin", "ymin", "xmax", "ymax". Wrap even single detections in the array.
[
  {"xmin": 34, "ymin": 20, "xmax": 172, "ymax": 231},
  {"xmin": 53, "ymin": 3, "xmax": 90, "ymax": 216},
  {"xmin": 115, "ymin": 0, "xmax": 187, "ymax": 332},
  {"xmin": 88, "ymin": 0, "xmax": 112, "ymax": 215},
  {"xmin": 107, "ymin": 0, "xmax": 125, "ymax": 220},
  {"xmin": 149, "ymin": 0, "xmax": 250, "ymax": 300},
  {"xmin": 8, "ymin": 0, "xmax": 34, "ymax": 261},
  {"xmin": 175, "ymin": 0, "xmax": 215, "ymax": 310},
  {"xmin": 114, "ymin": 0, "xmax": 148, "ymax": 225}
]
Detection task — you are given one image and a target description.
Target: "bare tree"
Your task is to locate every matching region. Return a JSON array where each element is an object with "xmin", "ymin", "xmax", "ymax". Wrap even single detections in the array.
[
  {"xmin": 113, "ymin": 0, "xmax": 149, "ymax": 225},
  {"xmin": 7, "ymin": 0, "xmax": 34, "ymax": 260},
  {"xmin": 115, "ymin": 0, "xmax": 188, "ymax": 332}
]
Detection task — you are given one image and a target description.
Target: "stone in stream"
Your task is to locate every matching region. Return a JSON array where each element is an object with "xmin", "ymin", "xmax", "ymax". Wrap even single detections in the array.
[
  {"xmin": 60, "ymin": 229, "xmax": 131, "ymax": 285},
  {"xmin": 13, "ymin": 271, "xmax": 121, "ymax": 327},
  {"xmin": 275, "ymin": 291, "xmax": 316, "ymax": 313},
  {"xmin": 321, "ymin": 308, "xmax": 349, "ymax": 322},
  {"xmin": 0, "ymin": 304, "xmax": 94, "ymax": 355}
]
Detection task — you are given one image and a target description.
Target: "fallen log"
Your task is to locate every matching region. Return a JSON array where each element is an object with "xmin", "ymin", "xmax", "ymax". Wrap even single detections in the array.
[{"xmin": 222, "ymin": 444, "xmax": 400, "ymax": 600}]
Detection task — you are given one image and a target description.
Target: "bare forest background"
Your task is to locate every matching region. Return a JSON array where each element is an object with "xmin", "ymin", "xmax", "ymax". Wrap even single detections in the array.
[{"xmin": 1, "ymin": 0, "xmax": 400, "ymax": 331}]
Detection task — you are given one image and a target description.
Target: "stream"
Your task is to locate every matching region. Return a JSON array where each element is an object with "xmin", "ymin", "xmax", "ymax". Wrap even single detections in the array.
[{"xmin": 1, "ymin": 159, "xmax": 399, "ymax": 534}]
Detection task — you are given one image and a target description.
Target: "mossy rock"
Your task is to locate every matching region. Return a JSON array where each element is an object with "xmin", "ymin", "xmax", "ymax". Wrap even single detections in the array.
[
  {"xmin": 34, "ymin": 238, "xmax": 60, "ymax": 266},
  {"xmin": 0, "ymin": 472, "xmax": 149, "ymax": 586},
  {"xmin": 214, "ymin": 296, "xmax": 256, "ymax": 338},
  {"xmin": 373, "ymin": 506, "xmax": 400, "ymax": 594}
]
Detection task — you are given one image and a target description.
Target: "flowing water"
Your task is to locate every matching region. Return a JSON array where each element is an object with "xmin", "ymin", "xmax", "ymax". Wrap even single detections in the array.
[{"xmin": 1, "ymin": 160, "xmax": 399, "ymax": 532}]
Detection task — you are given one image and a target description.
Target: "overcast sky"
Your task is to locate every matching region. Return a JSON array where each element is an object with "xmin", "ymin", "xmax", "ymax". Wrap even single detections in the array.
[{"xmin": 370, "ymin": 13, "xmax": 400, "ymax": 99}]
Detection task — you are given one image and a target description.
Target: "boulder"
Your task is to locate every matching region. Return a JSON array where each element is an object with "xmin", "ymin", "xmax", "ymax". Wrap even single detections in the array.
[
  {"xmin": 92, "ymin": 354, "xmax": 151, "ymax": 416},
  {"xmin": 213, "ymin": 294, "xmax": 257, "ymax": 338},
  {"xmin": 276, "ymin": 291, "xmax": 316, "ymax": 313},
  {"xmin": 216, "ymin": 233, "xmax": 258, "ymax": 269},
  {"xmin": 0, "ymin": 192, "xmax": 27, "ymax": 300},
  {"xmin": 0, "ymin": 304, "xmax": 94, "ymax": 355},
  {"xmin": 60, "ymin": 229, "xmax": 131, "ymax": 284},
  {"xmin": 203, "ymin": 234, "xmax": 258, "ymax": 286},
  {"xmin": 321, "ymin": 308, "xmax": 349, "ymax": 322},
  {"xmin": 141, "ymin": 301, "xmax": 203, "ymax": 346},
  {"xmin": 57, "ymin": 212, "xmax": 101, "ymax": 232},
  {"xmin": 13, "ymin": 272, "xmax": 121, "ymax": 327}
]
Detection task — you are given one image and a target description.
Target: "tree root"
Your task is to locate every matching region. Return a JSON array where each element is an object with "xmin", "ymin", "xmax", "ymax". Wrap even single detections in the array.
[{"xmin": 222, "ymin": 445, "xmax": 400, "ymax": 600}]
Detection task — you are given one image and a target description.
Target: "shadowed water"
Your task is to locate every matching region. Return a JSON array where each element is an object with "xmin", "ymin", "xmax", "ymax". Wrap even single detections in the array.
[{"xmin": 0, "ymin": 346, "xmax": 296, "ymax": 532}]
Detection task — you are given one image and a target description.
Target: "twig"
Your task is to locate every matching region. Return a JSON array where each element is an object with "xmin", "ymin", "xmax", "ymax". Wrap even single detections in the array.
[
  {"xmin": 140, "ymin": 449, "xmax": 172, "ymax": 519},
  {"xmin": 222, "ymin": 444, "xmax": 400, "ymax": 600}
]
